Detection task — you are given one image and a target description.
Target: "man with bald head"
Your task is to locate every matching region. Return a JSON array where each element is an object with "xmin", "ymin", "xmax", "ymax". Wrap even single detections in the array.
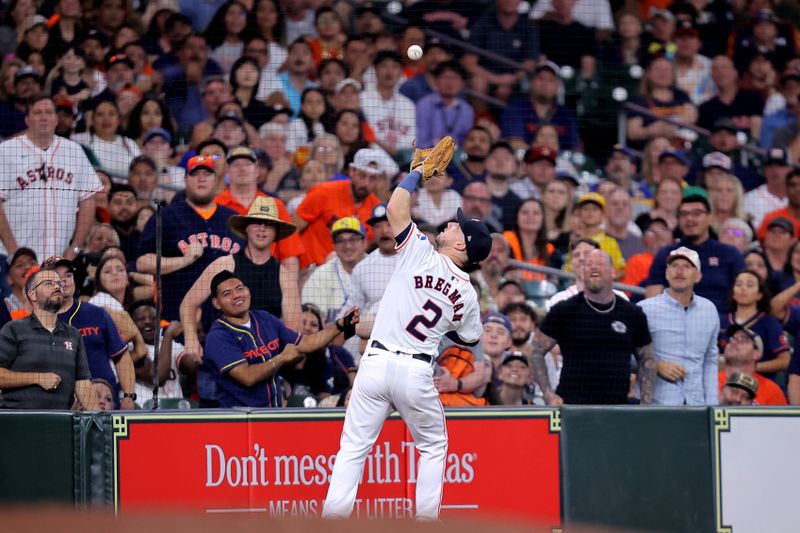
[{"xmin": 530, "ymin": 249, "xmax": 657, "ymax": 405}]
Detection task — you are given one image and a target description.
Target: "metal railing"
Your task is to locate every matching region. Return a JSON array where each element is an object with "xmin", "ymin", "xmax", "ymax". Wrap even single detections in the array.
[{"xmin": 510, "ymin": 260, "xmax": 647, "ymax": 296}]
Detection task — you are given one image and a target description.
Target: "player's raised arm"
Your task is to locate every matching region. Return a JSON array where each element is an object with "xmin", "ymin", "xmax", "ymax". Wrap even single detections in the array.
[{"xmin": 387, "ymin": 136, "xmax": 456, "ymax": 237}]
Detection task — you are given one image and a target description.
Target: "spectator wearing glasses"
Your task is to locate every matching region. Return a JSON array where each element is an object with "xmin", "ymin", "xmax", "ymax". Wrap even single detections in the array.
[
  {"xmin": 645, "ymin": 194, "xmax": 745, "ymax": 312},
  {"xmin": 0, "ymin": 267, "xmax": 98, "ymax": 410},
  {"xmin": 721, "ymin": 326, "xmax": 786, "ymax": 405}
]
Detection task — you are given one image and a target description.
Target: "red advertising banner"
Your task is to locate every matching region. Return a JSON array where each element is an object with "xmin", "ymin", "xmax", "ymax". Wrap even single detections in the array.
[{"xmin": 113, "ymin": 409, "xmax": 560, "ymax": 527}]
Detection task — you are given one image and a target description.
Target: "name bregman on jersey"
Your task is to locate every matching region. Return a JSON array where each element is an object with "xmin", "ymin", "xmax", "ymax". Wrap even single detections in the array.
[{"xmin": 413, "ymin": 275, "xmax": 465, "ymax": 322}]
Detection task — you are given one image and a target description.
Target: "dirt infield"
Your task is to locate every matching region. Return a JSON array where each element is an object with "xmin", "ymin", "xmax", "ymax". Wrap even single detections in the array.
[{"xmin": 0, "ymin": 506, "xmax": 645, "ymax": 533}]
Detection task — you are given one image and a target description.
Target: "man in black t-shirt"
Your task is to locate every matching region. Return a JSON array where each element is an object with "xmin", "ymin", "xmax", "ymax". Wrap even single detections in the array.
[{"xmin": 530, "ymin": 249, "xmax": 657, "ymax": 405}]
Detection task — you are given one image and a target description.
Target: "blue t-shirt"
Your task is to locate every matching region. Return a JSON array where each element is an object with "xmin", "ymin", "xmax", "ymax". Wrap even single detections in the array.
[
  {"xmin": 205, "ymin": 310, "xmax": 302, "ymax": 407},
  {"xmin": 499, "ymin": 96, "xmax": 581, "ymax": 150},
  {"xmin": 719, "ymin": 311, "xmax": 789, "ymax": 381},
  {"xmin": 136, "ymin": 199, "xmax": 243, "ymax": 323},
  {"xmin": 646, "ymin": 238, "xmax": 745, "ymax": 312},
  {"xmin": 467, "ymin": 12, "xmax": 539, "ymax": 75},
  {"xmin": 59, "ymin": 299, "xmax": 127, "ymax": 399}
]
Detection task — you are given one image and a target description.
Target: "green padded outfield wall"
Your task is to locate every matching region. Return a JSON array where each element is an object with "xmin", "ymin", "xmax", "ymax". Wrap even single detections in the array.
[
  {"xmin": 0, "ymin": 412, "xmax": 75, "ymax": 503},
  {"xmin": 560, "ymin": 406, "xmax": 715, "ymax": 533}
]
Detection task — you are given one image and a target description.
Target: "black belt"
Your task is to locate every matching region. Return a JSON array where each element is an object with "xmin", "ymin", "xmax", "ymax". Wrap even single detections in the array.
[{"xmin": 370, "ymin": 340, "xmax": 433, "ymax": 364}]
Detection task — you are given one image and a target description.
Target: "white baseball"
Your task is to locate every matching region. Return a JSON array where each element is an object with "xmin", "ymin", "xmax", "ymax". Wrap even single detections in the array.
[{"xmin": 407, "ymin": 45, "xmax": 423, "ymax": 61}]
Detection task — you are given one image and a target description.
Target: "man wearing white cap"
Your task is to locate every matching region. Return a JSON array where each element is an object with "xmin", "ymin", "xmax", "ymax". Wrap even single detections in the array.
[
  {"xmin": 294, "ymin": 147, "xmax": 381, "ymax": 266},
  {"xmin": 638, "ymin": 247, "xmax": 719, "ymax": 405}
]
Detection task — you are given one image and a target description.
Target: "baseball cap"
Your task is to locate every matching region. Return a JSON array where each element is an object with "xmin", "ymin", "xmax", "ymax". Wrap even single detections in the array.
[
  {"xmin": 53, "ymin": 96, "xmax": 74, "ymax": 114},
  {"xmin": 609, "ymin": 144, "xmax": 635, "ymax": 160},
  {"xmin": 766, "ymin": 147, "xmax": 789, "ymax": 166},
  {"xmin": 14, "ymin": 65, "xmax": 42, "ymax": 84},
  {"xmin": 23, "ymin": 14, "xmax": 48, "ymax": 33},
  {"xmin": 524, "ymin": 146, "xmax": 557, "ymax": 165},
  {"xmin": 482, "ymin": 311, "xmax": 512, "ymax": 335},
  {"xmin": 226, "ymin": 146, "xmax": 257, "ymax": 164},
  {"xmin": 702, "ymin": 151, "xmax": 732, "ymax": 172},
  {"xmin": 216, "ymin": 112, "xmax": 245, "ymax": 128},
  {"xmin": 674, "ymin": 19, "xmax": 698, "ymax": 37},
  {"xmin": 142, "ymin": 127, "xmax": 172, "ymax": 145},
  {"xmin": 7, "ymin": 247, "xmax": 37, "ymax": 268},
  {"xmin": 725, "ymin": 371, "xmax": 759, "ymax": 399},
  {"xmin": 711, "ymin": 117, "xmax": 738, "ymax": 133},
  {"xmin": 104, "ymin": 52, "xmax": 134, "ymax": 70},
  {"xmin": 767, "ymin": 216, "xmax": 795, "ymax": 235},
  {"xmin": 41, "ymin": 256, "xmax": 74, "ymax": 272},
  {"xmin": 335, "ymin": 78, "xmax": 362, "ymax": 93},
  {"xmin": 501, "ymin": 350, "xmax": 529, "ymax": 367},
  {"xmin": 726, "ymin": 325, "xmax": 764, "ymax": 354},
  {"xmin": 534, "ymin": 60, "xmax": 560, "ymax": 77},
  {"xmin": 754, "ymin": 8, "xmax": 779, "ymax": 24},
  {"xmin": 350, "ymin": 148, "xmax": 383, "ymax": 175},
  {"xmin": 658, "ymin": 149, "xmax": 689, "ymax": 166},
  {"xmin": 667, "ymin": 246, "xmax": 701, "ymax": 272},
  {"xmin": 650, "ymin": 8, "xmax": 674, "ymax": 21},
  {"xmin": 187, "ymin": 155, "xmax": 215, "ymax": 175},
  {"xmin": 366, "ymin": 203, "xmax": 388, "ymax": 226},
  {"xmin": 355, "ymin": 2, "xmax": 380, "ymax": 17},
  {"xmin": 331, "ymin": 216, "xmax": 365, "ymax": 239},
  {"xmin": 577, "ymin": 192, "xmax": 606, "ymax": 209},
  {"xmin": 456, "ymin": 207, "xmax": 492, "ymax": 267}
]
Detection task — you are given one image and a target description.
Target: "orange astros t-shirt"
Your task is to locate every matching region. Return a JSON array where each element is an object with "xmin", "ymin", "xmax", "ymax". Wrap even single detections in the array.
[
  {"xmin": 215, "ymin": 188, "xmax": 308, "ymax": 268},
  {"xmin": 295, "ymin": 180, "xmax": 380, "ymax": 266},
  {"xmin": 718, "ymin": 370, "xmax": 788, "ymax": 405}
]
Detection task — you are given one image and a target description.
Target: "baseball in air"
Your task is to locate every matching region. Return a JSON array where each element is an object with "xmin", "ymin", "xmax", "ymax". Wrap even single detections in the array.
[{"xmin": 407, "ymin": 45, "xmax": 423, "ymax": 61}]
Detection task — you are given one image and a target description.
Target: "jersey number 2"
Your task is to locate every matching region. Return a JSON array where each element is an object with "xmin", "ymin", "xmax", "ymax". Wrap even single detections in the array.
[{"xmin": 405, "ymin": 300, "xmax": 443, "ymax": 342}]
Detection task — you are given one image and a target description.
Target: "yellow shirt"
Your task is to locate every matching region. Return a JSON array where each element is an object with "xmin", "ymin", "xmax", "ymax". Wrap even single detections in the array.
[{"xmin": 564, "ymin": 231, "xmax": 626, "ymax": 273}]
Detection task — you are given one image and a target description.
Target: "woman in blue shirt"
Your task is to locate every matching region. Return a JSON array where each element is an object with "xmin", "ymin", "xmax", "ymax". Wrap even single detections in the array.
[{"xmin": 720, "ymin": 269, "xmax": 790, "ymax": 382}]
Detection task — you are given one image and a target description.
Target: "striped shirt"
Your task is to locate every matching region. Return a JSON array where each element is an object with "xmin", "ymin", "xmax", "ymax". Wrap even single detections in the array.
[{"xmin": 0, "ymin": 313, "xmax": 90, "ymax": 409}]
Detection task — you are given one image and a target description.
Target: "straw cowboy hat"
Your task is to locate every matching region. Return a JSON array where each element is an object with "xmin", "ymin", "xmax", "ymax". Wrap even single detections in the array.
[{"xmin": 228, "ymin": 196, "xmax": 296, "ymax": 241}]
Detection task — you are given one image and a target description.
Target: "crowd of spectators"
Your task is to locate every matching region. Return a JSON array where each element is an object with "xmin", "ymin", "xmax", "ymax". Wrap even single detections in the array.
[{"xmin": 2, "ymin": 0, "xmax": 800, "ymax": 409}]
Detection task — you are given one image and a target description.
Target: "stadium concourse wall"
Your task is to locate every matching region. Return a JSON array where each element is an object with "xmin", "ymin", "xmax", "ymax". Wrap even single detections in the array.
[{"xmin": 1, "ymin": 407, "xmax": 797, "ymax": 533}]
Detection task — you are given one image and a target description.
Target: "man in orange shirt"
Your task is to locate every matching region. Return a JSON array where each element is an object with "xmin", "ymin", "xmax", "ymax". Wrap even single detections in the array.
[
  {"xmin": 622, "ymin": 217, "xmax": 673, "ymax": 289},
  {"xmin": 294, "ymin": 148, "xmax": 382, "ymax": 266},
  {"xmin": 214, "ymin": 146, "xmax": 308, "ymax": 269},
  {"xmin": 719, "ymin": 325, "xmax": 787, "ymax": 405},
  {"xmin": 757, "ymin": 169, "xmax": 800, "ymax": 241}
]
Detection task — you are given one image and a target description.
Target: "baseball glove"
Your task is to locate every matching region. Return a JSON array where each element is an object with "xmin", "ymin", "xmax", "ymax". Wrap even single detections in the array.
[{"xmin": 410, "ymin": 136, "xmax": 456, "ymax": 181}]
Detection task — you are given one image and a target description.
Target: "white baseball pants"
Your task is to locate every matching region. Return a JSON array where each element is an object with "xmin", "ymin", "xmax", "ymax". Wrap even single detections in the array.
[{"xmin": 322, "ymin": 349, "xmax": 448, "ymax": 520}]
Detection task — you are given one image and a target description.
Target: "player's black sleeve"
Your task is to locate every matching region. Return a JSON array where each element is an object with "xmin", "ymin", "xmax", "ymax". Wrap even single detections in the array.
[
  {"xmin": 395, "ymin": 223, "xmax": 413, "ymax": 245},
  {"xmin": 445, "ymin": 331, "xmax": 479, "ymax": 347}
]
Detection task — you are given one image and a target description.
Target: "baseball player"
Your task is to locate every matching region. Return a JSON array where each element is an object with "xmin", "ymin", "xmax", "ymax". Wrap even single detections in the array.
[
  {"xmin": 322, "ymin": 136, "xmax": 492, "ymax": 520},
  {"xmin": 0, "ymin": 95, "xmax": 102, "ymax": 261}
]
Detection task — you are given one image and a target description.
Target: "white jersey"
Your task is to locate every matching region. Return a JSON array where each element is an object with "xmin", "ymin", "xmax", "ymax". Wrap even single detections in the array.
[
  {"xmin": 360, "ymin": 89, "xmax": 416, "ymax": 151},
  {"xmin": 0, "ymin": 134, "xmax": 102, "ymax": 260},
  {"xmin": 369, "ymin": 223, "xmax": 482, "ymax": 355}
]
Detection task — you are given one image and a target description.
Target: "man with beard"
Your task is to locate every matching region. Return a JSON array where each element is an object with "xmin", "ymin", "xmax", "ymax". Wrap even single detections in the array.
[
  {"xmin": 203, "ymin": 270, "xmax": 359, "ymax": 408},
  {"xmin": 294, "ymin": 148, "xmax": 382, "ymax": 266},
  {"xmin": 43, "ymin": 257, "xmax": 137, "ymax": 409},
  {"xmin": 85, "ymin": 52, "xmax": 135, "ymax": 110},
  {"xmin": 0, "ymin": 267, "xmax": 98, "ymax": 409},
  {"xmin": 107, "ymin": 185, "xmax": 139, "ymax": 261},
  {"xmin": 160, "ymin": 34, "xmax": 223, "ymax": 131},
  {"xmin": 277, "ymin": 38, "xmax": 315, "ymax": 117},
  {"xmin": 473, "ymin": 233, "xmax": 514, "ymax": 308},
  {"xmin": 502, "ymin": 302, "xmax": 537, "ymax": 349},
  {"xmin": 461, "ymin": 182, "xmax": 503, "ymax": 233},
  {"xmin": 532, "ymin": 249, "xmax": 657, "ymax": 405},
  {"xmin": 0, "ymin": 66, "xmax": 44, "ymax": 137},
  {"xmin": 130, "ymin": 301, "xmax": 186, "ymax": 406},
  {"xmin": 484, "ymin": 142, "xmax": 523, "ymax": 230},
  {"xmin": 602, "ymin": 145, "xmax": 651, "ymax": 207},
  {"xmin": 645, "ymin": 194, "xmax": 745, "ymax": 311},
  {"xmin": 344, "ymin": 204, "xmax": 398, "ymax": 356},
  {"xmin": 638, "ymin": 248, "xmax": 719, "ymax": 405},
  {"xmin": 448, "ymin": 126, "xmax": 491, "ymax": 192},
  {"xmin": 500, "ymin": 61, "xmax": 581, "ymax": 150},
  {"xmin": 136, "ymin": 155, "xmax": 243, "ymax": 372},
  {"xmin": 180, "ymin": 196, "xmax": 300, "ymax": 364}
]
